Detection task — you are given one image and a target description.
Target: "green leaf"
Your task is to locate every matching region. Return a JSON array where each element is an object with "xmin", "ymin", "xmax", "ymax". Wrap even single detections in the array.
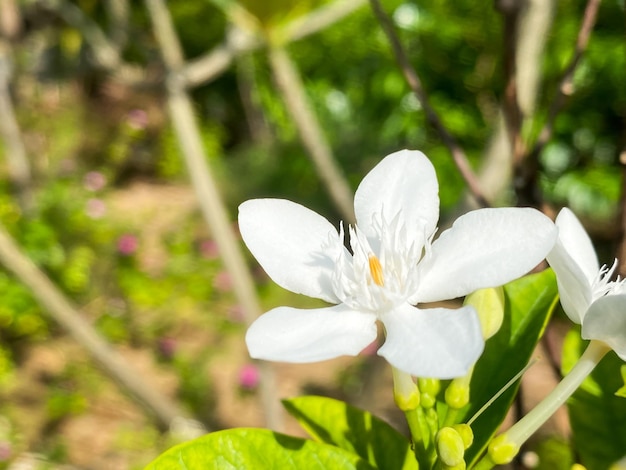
[
  {"xmin": 282, "ymin": 395, "xmax": 417, "ymax": 470},
  {"xmin": 615, "ymin": 365, "xmax": 626, "ymax": 399},
  {"xmin": 145, "ymin": 427, "xmax": 374, "ymax": 469},
  {"xmin": 563, "ymin": 331, "xmax": 626, "ymax": 470},
  {"xmin": 534, "ymin": 436, "xmax": 574, "ymax": 470},
  {"xmin": 458, "ymin": 269, "xmax": 559, "ymax": 465}
]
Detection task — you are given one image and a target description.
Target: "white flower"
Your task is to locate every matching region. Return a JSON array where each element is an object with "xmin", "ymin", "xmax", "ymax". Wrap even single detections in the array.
[
  {"xmin": 239, "ymin": 150, "xmax": 557, "ymax": 378},
  {"xmin": 547, "ymin": 208, "xmax": 626, "ymax": 360}
]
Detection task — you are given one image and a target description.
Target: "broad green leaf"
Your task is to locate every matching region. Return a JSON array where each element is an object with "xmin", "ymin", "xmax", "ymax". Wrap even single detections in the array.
[
  {"xmin": 534, "ymin": 437, "xmax": 574, "ymax": 470},
  {"xmin": 283, "ymin": 395, "xmax": 417, "ymax": 470},
  {"xmin": 458, "ymin": 269, "xmax": 559, "ymax": 465},
  {"xmin": 615, "ymin": 365, "xmax": 626, "ymax": 399},
  {"xmin": 145, "ymin": 427, "xmax": 373, "ymax": 469},
  {"xmin": 562, "ymin": 331, "xmax": 626, "ymax": 470}
]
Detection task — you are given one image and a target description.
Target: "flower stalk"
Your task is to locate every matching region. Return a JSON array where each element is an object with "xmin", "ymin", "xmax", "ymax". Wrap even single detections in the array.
[{"xmin": 477, "ymin": 339, "xmax": 611, "ymax": 468}]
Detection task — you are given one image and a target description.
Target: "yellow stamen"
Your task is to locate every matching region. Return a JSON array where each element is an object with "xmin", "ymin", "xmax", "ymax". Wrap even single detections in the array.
[{"xmin": 368, "ymin": 255, "xmax": 385, "ymax": 286}]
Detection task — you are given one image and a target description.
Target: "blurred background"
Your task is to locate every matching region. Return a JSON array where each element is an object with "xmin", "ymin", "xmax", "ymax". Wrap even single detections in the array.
[{"xmin": 0, "ymin": 0, "xmax": 624, "ymax": 468}]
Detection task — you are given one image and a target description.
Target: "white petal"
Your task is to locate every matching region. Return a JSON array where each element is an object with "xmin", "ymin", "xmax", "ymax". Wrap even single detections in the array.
[
  {"xmin": 555, "ymin": 208, "xmax": 599, "ymax": 283},
  {"xmin": 410, "ymin": 208, "xmax": 557, "ymax": 303},
  {"xmin": 354, "ymin": 150, "xmax": 439, "ymax": 243},
  {"xmin": 413, "ymin": 208, "xmax": 557, "ymax": 303},
  {"xmin": 246, "ymin": 304, "xmax": 378, "ymax": 362},
  {"xmin": 581, "ymin": 294, "xmax": 626, "ymax": 361},
  {"xmin": 546, "ymin": 238, "xmax": 593, "ymax": 324},
  {"xmin": 239, "ymin": 199, "xmax": 340, "ymax": 303},
  {"xmin": 377, "ymin": 304, "xmax": 484, "ymax": 379}
]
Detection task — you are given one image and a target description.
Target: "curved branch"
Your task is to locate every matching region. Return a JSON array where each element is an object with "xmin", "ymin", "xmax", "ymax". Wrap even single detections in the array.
[
  {"xmin": 180, "ymin": 0, "xmax": 367, "ymax": 88},
  {"xmin": 530, "ymin": 0, "xmax": 602, "ymax": 158},
  {"xmin": 37, "ymin": 0, "xmax": 146, "ymax": 84},
  {"xmin": 369, "ymin": 0, "xmax": 490, "ymax": 208}
]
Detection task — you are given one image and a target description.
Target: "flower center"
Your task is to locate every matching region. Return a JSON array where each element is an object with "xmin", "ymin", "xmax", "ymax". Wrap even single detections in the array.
[
  {"xmin": 591, "ymin": 259, "xmax": 626, "ymax": 301},
  {"xmin": 329, "ymin": 214, "xmax": 428, "ymax": 314},
  {"xmin": 368, "ymin": 255, "xmax": 385, "ymax": 286}
]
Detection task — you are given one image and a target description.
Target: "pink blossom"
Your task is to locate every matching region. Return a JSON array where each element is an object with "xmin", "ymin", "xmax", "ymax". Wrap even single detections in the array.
[
  {"xmin": 360, "ymin": 338, "xmax": 379, "ymax": 356},
  {"xmin": 127, "ymin": 109, "xmax": 149, "ymax": 130},
  {"xmin": 85, "ymin": 198, "xmax": 107, "ymax": 219},
  {"xmin": 238, "ymin": 364, "xmax": 260, "ymax": 390},
  {"xmin": 0, "ymin": 441, "xmax": 11, "ymax": 461},
  {"xmin": 213, "ymin": 271, "xmax": 232, "ymax": 292},
  {"xmin": 117, "ymin": 234, "xmax": 138, "ymax": 255},
  {"xmin": 228, "ymin": 305, "xmax": 245, "ymax": 323},
  {"xmin": 157, "ymin": 337, "xmax": 177, "ymax": 360},
  {"xmin": 83, "ymin": 171, "xmax": 107, "ymax": 192},
  {"xmin": 200, "ymin": 239, "xmax": 219, "ymax": 259}
]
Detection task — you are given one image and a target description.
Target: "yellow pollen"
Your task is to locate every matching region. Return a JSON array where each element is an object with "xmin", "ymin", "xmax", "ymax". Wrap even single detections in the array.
[{"xmin": 368, "ymin": 255, "xmax": 385, "ymax": 286}]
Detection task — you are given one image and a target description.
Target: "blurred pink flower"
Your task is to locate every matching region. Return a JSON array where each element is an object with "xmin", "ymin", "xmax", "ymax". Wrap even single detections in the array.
[
  {"xmin": 83, "ymin": 171, "xmax": 107, "ymax": 192},
  {"xmin": 228, "ymin": 305, "xmax": 245, "ymax": 323},
  {"xmin": 238, "ymin": 364, "xmax": 260, "ymax": 390},
  {"xmin": 213, "ymin": 271, "xmax": 232, "ymax": 292},
  {"xmin": 117, "ymin": 234, "xmax": 138, "ymax": 255},
  {"xmin": 0, "ymin": 441, "xmax": 11, "ymax": 461},
  {"xmin": 85, "ymin": 198, "xmax": 107, "ymax": 219},
  {"xmin": 360, "ymin": 338, "xmax": 379, "ymax": 356},
  {"xmin": 200, "ymin": 239, "xmax": 219, "ymax": 260},
  {"xmin": 127, "ymin": 109, "xmax": 149, "ymax": 130},
  {"xmin": 157, "ymin": 337, "xmax": 177, "ymax": 360}
]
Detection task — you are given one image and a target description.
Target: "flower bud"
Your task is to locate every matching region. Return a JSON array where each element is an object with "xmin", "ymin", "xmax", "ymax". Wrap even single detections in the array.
[
  {"xmin": 437, "ymin": 427, "xmax": 465, "ymax": 467},
  {"xmin": 392, "ymin": 368, "xmax": 420, "ymax": 411},
  {"xmin": 452, "ymin": 424, "xmax": 473, "ymax": 450},
  {"xmin": 464, "ymin": 287, "xmax": 504, "ymax": 340},
  {"xmin": 418, "ymin": 378, "xmax": 440, "ymax": 408},
  {"xmin": 445, "ymin": 378, "xmax": 470, "ymax": 410},
  {"xmin": 488, "ymin": 434, "xmax": 519, "ymax": 465}
]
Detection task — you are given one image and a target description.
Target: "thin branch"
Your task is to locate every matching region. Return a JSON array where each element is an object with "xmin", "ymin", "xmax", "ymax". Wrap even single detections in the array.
[
  {"xmin": 143, "ymin": 0, "xmax": 281, "ymax": 430},
  {"xmin": 369, "ymin": 0, "xmax": 490, "ymax": 209},
  {"xmin": 105, "ymin": 0, "xmax": 130, "ymax": 50},
  {"xmin": 496, "ymin": 0, "xmax": 524, "ymax": 166},
  {"xmin": 181, "ymin": 0, "xmax": 367, "ymax": 88},
  {"xmin": 37, "ymin": 0, "xmax": 145, "ymax": 84},
  {"xmin": 0, "ymin": 224, "xmax": 190, "ymax": 431},
  {"xmin": 530, "ymin": 0, "xmax": 602, "ymax": 158},
  {"xmin": 618, "ymin": 156, "xmax": 626, "ymax": 277},
  {"xmin": 617, "ymin": 4, "xmax": 626, "ymax": 277},
  {"xmin": 282, "ymin": 0, "xmax": 367, "ymax": 43},
  {"xmin": 268, "ymin": 45, "xmax": 355, "ymax": 222},
  {"xmin": 0, "ymin": 44, "xmax": 32, "ymax": 210}
]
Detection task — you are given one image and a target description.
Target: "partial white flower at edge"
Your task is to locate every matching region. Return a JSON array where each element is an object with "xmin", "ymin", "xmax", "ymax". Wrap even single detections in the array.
[
  {"xmin": 239, "ymin": 150, "xmax": 557, "ymax": 379},
  {"xmin": 547, "ymin": 208, "xmax": 626, "ymax": 361}
]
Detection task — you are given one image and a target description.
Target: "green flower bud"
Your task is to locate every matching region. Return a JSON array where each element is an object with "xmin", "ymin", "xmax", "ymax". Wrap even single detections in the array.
[
  {"xmin": 442, "ymin": 463, "xmax": 466, "ymax": 470},
  {"xmin": 452, "ymin": 424, "xmax": 473, "ymax": 450},
  {"xmin": 437, "ymin": 427, "xmax": 465, "ymax": 467},
  {"xmin": 426, "ymin": 407, "xmax": 439, "ymax": 434},
  {"xmin": 419, "ymin": 378, "xmax": 441, "ymax": 396},
  {"xmin": 464, "ymin": 287, "xmax": 504, "ymax": 340},
  {"xmin": 392, "ymin": 367, "xmax": 420, "ymax": 411},
  {"xmin": 418, "ymin": 378, "xmax": 440, "ymax": 408},
  {"xmin": 445, "ymin": 378, "xmax": 470, "ymax": 410},
  {"xmin": 488, "ymin": 434, "xmax": 519, "ymax": 465}
]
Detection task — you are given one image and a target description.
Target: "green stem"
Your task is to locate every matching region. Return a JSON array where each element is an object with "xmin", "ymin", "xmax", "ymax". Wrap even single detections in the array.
[
  {"xmin": 472, "ymin": 340, "xmax": 611, "ymax": 468},
  {"xmin": 405, "ymin": 408, "xmax": 426, "ymax": 465},
  {"xmin": 505, "ymin": 340, "xmax": 610, "ymax": 447}
]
